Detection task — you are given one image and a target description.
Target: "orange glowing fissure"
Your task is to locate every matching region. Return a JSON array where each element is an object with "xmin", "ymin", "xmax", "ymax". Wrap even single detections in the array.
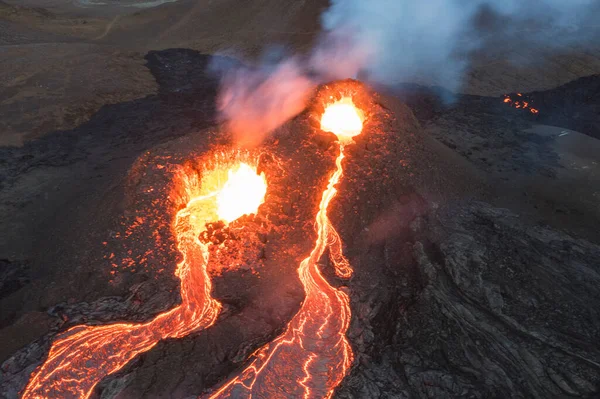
[
  {"xmin": 21, "ymin": 163, "xmax": 267, "ymax": 399},
  {"xmin": 205, "ymin": 97, "xmax": 362, "ymax": 399}
]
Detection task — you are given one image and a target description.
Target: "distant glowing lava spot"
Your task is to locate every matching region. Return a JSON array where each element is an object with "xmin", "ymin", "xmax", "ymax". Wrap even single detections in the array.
[
  {"xmin": 320, "ymin": 97, "xmax": 364, "ymax": 141},
  {"xmin": 216, "ymin": 163, "xmax": 267, "ymax": 223},
  {"xmin": 503, "ymin": 93, "xmax": 539, "ymax": 115}
]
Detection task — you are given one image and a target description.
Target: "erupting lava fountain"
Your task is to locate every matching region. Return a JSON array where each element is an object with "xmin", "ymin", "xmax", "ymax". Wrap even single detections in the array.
[
  {"xmin": 206, "ymin": 92, "xmax": 364, "ymax": 398},
  {"xmin": 320, "ymin": 97, "xmax": 364, "ymax": 142},
  {"xmin": 22, "ymin": 159, "xmax": 267, "ymax": 399}
]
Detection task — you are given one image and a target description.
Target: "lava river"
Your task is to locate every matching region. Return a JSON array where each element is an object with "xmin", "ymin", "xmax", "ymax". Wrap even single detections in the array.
[
  {"xmin": 22, "ymin": 159, "xmax": 267, "ymax": 399},
  {"xmin": 206, "ymin": 96, "xmax": 364, "ymax": 399}
]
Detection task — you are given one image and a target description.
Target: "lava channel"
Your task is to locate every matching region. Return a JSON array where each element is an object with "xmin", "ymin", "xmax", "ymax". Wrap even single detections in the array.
[
  {"xmin": 205, "ymin": 96, "xmax": 363, "ymax": 399},
  {"xmin": 21, "ymin": 158, "xmax": 267, "ymax": 399}
]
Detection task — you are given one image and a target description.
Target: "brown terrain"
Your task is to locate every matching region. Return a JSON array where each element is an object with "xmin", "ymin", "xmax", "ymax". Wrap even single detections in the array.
[{"xmin": 1, "ymin": 1, "xmax": 599, "ymax": 398}]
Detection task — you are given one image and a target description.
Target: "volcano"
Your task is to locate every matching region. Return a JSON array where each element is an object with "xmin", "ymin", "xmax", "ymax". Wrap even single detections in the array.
[
  {"xmin": 2, "ymin": 1, "xmax": 600, "ymax": 398},
  {"xmin": 2, "ymin": 65, "xmax": 599, "ymax": 397}
]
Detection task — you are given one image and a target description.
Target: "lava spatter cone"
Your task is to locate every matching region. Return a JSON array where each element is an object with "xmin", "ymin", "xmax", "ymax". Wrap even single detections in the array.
[
  {"xmin": 21, "ymin": 155, "xmax": 267, "ymax": 399},
  {"xmin": 204, "ymin": 81, "xmax": 369, "ymax": 399}
]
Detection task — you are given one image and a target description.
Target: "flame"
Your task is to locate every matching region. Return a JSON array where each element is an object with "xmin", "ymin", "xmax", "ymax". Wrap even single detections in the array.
[
  {"xmin": 320, "ymin": 97, "xmax": 364, "ymax": 142},
  {"xmin": 205, "ymin": 96, "xmax": 360, "ymax": 399},
  {"xmin": 22, "ymin": 158, "xmax": 266, "ymax": 399},
  {"xmin": 216, "ymin": 163, "xmax": 267, "ymax": 223}
]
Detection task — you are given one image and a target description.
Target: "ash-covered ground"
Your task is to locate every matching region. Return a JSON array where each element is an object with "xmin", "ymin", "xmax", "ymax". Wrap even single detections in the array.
[{"xmin": 1, "ymin": 1, "xmax": 600, "ymax": 398}]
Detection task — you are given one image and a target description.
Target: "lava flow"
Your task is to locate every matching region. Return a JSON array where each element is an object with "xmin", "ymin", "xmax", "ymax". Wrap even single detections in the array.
[
  {"xmin": 22, "ymin": 159, "xmax": 267, "ymax": 399},
  {"xmin": 205, "ymin": 96, "xmax": 363, "ymax": 399}
]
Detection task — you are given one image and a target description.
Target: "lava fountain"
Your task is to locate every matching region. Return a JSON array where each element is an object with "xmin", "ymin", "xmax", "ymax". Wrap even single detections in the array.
[
  {"xmin": 205, "ymin": 95, "xmax": 363, "ymax": 399},
  {"xmin": 22, "ymin": 157, "xmax": 267, "ymax": 399},
  {"xmin": 320, "ymin": 97, "xmax": 364, "ymax": 143}
]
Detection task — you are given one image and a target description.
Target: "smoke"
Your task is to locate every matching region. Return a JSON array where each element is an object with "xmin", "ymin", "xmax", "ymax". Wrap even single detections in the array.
[
  {"xmin": 215, "ymin": 57, "xmax": 314, "ymax": 147},
  {"xmin": 214, "ymin": 0, "xmax": 599, "ymax": 146},
  {"xmin": 322, "ymin": 0, "xmax": 599, "ymax": 87},
  {"xmin": 323, "ymin": 1, "xmax": 480, "ymax": 88}
]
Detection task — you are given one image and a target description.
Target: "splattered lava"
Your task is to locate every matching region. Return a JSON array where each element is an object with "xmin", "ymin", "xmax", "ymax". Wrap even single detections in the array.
[
  {"xmin": 21, "ymin": 158, "xmax": 267, "ymax": 399},
  {"xmin": 206, "ymin": 95, "xmax": 363, "ymax": 399},
  {"xmin": 503, "ymin": 93, "xmax": 539, "ymax": 114}
]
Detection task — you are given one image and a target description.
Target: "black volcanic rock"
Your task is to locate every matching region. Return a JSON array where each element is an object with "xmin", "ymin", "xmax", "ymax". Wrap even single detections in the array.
[
  {"xmin": 0, "ymin": 260, "xmax": 29, "ymax": 304},
  {"xmin": 326, "ymin": 88, "xmax": 599, "ymax": 398},
  {"xmin": 335, "ymin": 200, "xmax": 600, "ymax": 398},
  {"xmin": 528, "ymin": 75, "xmax": 600, "ymax": 140},
  {"xmin": 392, "ymin": 79, "xmax": 600, "ymax": 243}
]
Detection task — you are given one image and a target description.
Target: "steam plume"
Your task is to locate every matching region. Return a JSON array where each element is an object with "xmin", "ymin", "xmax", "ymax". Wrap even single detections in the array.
[
  {"xmin": 216, "ymin": 57, "xmax": 314, "ymax": 147},
  {"xmin": 323, "ymin": 0, "xmax": 599, "ymax": 87},
  {"xmin": 214, "ymin": 0, "xmax": 600, "ymax": 146}
]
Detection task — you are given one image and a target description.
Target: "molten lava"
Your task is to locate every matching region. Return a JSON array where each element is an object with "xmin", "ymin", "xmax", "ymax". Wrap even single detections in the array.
[
  {"xmin": 205, "ymin": 97, "xmax": 361, "ymax": 399},
  {"xmin": 22, "ymin": 158, "xmax": 266, "ymax": 399},
  {"xmin": 503, "ymin": 93, "xmax": 539, "ymax": 114},
  {"xmin": 320, "ymin": 97, "xmax": 364, "ymax": 142},
  {"xmin": 216, "ymin": 163, "xmax": 267, "ymax": 223}
]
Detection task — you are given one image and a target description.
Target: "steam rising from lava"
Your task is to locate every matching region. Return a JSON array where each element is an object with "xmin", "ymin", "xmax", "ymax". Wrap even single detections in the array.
[
  {"xmin": 214, "ymin": 0, "xmax": 598, "ymax": 146},
  {"xmin": 323, "ymin": 0, "xmax": 599, "ymax": 88},
  {"xmin": 216, "ymin": 58, "xmax": 314, "ymax": 147}
]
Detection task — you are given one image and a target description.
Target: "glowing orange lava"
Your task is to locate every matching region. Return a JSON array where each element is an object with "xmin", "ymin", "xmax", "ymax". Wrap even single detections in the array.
[
  {"xmin": 320, "ymin": 97, "xmax": 364, "ymax": 143},
  {"xmin": 503, "ymin": 93, "xmax": 539, "ymax": 114},
  {"xmin": 216, "ymin": 163, "xmax": 267, "ymax": 223},
  {"xmin": 22, "ymin": 159, "xmax": 266, "ymax": 399},
  {"xmin": 205, "ymin": 99, "xmax": 361, "ymax": 399}
]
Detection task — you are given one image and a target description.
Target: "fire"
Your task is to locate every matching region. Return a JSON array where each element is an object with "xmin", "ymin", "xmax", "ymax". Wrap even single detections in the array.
[
  {"xmin": 22, "ymin": 158, "xmax": 266, "ymax": 399},
  {"xmin": 205, "ymin": 93, "xmax": 360, "ymax": 399},
  {"xmin": 320, "ymin": 97, "xmax": 364, "ymax": 142},
  {"xmin": 216, "ymin": 163, "xmax": 267, "ymax": 223}
]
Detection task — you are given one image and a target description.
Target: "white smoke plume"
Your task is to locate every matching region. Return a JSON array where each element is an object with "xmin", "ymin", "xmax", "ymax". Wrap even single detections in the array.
[
  {"xmin": 214, "ymin": 0, "xmax": 600, "ymax": 146},
  {"xmin": 216, "ymin": 57, "xmax": 314, "ymax": 147},
  {"xmin": 323, "ymin": 0, "xmax": 599, "ymax": 87}
]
